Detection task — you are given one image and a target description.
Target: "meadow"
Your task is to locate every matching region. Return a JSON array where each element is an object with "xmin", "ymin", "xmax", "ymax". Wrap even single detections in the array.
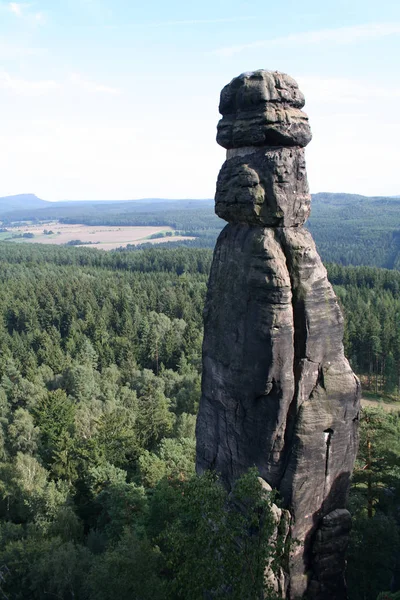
[{"xmin": 1, "ymin": 222, "xmax": 194, "ymax": 250}]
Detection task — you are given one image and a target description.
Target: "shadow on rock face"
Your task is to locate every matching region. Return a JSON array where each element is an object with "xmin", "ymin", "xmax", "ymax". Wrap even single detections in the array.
[{"xmin": 304, "ymin": 471, "xmax": 352, "ymax": 600}]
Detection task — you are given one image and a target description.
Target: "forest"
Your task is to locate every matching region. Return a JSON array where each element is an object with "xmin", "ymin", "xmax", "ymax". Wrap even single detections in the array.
[
  {"xmin": 0, "ymin": 241, "xmax": 399, "ymax": 599},
  {"xmin": 3, "ymin": 192, "xmax": 400, "ymax": 268}
]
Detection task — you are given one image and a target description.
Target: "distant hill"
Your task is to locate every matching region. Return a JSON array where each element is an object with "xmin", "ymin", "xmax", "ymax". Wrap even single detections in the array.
[
  {"xmin": 0, "ymin": 193, "xmax": 50, "ymax": 213},
  {"xmin": 312, "ymin": 192, "xmax": 400, "ymax": 204},
  {"xmin": 3, "ymin": 191, "xmax": 400, "ymax": 269},
  {"xmin": 0, "ymin": 194, "xmax": 50, "ymax": 215},
  {"xmin": 0, "ymin": 197, "xmax": 215, "ymax": 223},
  {"xmin": 0, "ymin": 196, "xmax": 219, "ymax": 248},
  {"xmin": 308, "ymin": 192, "xmax": 400, "ymax": 269}
]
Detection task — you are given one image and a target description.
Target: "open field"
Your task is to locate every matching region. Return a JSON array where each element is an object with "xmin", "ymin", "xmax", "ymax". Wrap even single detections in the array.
[
  {"xmin": 77, "ymin": 237, "xmax": 193, "ymax": 250},
  {"xmin": 361, "ymin": 398, "xmax": 400, "ymax": 413},
  {"xmin": 3, "ymin": 222, "xmax": 194, "ymax": 249}
]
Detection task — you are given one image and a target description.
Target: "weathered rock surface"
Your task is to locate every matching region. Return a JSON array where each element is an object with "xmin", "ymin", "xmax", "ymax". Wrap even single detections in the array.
[
  {"xmin": 308, "ymin": 509, "xmax": 352, "ymax": 600},
  {"xmin": 217, "ymin": 70, "xmax": 312, "ymax": 149},
  {"xmin": 196, "ymin": 70, "xmax": 360, "ymax": 599},
  {"xmin": 215, "ymin": 147, "xmax": 310, "ymax": 226}
]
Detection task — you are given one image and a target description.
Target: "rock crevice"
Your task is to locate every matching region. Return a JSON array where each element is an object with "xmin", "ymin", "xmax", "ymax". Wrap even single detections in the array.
[{"xmin": 196, "ymin": 70, "xmax": 360, "ymax": 599}]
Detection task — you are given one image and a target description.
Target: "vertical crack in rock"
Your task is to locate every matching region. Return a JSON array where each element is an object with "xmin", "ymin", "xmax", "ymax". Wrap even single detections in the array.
[
  {"xmin": 196, "ymin": 69, "xmax": 361, "ymax": 599},
  {"xmin": 324, "ymin": 429, "xmax": 334, "ymax": 479}
]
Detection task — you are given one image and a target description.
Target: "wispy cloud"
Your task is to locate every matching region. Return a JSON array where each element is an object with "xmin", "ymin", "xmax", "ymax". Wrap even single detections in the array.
[
  {"xmin": 8, "ymin": 2, "xmax": 22, "ymax": 16},
  {"xmin": 0, "ymin": 70, "xmax": 59, "ymax": 95},
  {"xmin": 80, "ymin": 0, "xmax": 113, "ymax": 21},
  {"xmin": 215, "ymin": 22, "xmax": 400, "ymax": 57},
  {"xmin": 0, "ymin": 41, "xmax": 47, "ymax": 59},
  {"xmin": 297, "ymin": 75, "xmax": 400, "ymax": 106},
  {"xmin": 0, "ymin": 70, "xmax": 120, "ymax": 96},
  {"xmin": 148, "ymin": 16, "xmax": 256, "ymax": 27},
  {"xmin": 102, "ymin": 15, "xmax": 256, "ymax": 31},
  {"xmin": 33, "ymin": 11, "xmax": 45, "ymax": 24},
  {"xmin": 6, "ymin": 2, "xmax": 46, "ymax": 24},
  {"xmin": 69, "ymin": 73, "xmax": 121, "ymax": 95}
]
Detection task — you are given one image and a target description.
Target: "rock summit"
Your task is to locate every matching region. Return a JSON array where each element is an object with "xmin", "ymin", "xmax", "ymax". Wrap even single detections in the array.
[{"xmin": 196, "ymin": 70, "xmax": 361, "ymax": 599}]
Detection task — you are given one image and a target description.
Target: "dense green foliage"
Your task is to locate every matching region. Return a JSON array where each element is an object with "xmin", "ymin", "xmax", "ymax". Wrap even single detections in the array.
[
  {"xmin": 0, "ymin": 239, "xmax": 213, "ymax": 272},
  {"xmin": 328, "ymin": 263, "xmax": 400, "ymax": 394},
  {"xmin": 347, "ymin": 407, "xmax": 400, "ymax": 600},
  {"xmin": 308, "ymin": 193, "xmax": 400, "ymax": 269},
  {"xmin": 0, "ymin": 241, "xmax": 400, "ymax": 597},
  {"xmin": 4, "ymin": 242, "xmax": 400, "ymax": 395},
  {"xmin": 0, "ymin": 243, "xmax": 284, "ymax": 599}
]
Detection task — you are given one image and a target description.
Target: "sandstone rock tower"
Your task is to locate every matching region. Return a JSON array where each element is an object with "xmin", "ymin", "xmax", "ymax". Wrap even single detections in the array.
[{"xmin": 196, "ymin": 70, "xmax": 361, "ymax": 599}]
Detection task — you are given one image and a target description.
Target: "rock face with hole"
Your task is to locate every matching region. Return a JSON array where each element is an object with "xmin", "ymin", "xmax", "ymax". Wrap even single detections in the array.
[{"xmin": 196, "ymin": 70, "xmax": 361, "ymax": 599}]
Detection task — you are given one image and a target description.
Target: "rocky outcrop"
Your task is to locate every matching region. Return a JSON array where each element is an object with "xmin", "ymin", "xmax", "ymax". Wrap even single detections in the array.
[
  {"xmin": 217, "ymin": 70, "xmax": 312, "ymax": 149},
  {"xmin": 196, "ymin": 70, "xmax": 360, "ymax": 599}
]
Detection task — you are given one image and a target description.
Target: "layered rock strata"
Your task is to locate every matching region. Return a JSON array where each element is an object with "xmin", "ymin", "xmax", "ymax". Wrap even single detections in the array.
[{"xmin": 196, "ymin": 70, "xmax": 361, "ymax": 599}]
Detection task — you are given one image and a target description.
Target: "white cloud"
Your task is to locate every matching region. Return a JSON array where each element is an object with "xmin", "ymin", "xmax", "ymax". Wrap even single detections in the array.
[
  {"xmin": 0, "ymin": 118, "xmax": 222, "ymax": 200},
  {"xmin": 6, "ymin": 2, "xmax": 46, "ymax": 24},
  {"xmin": 0, "ymin": 70, "xmax": 120, "ymax": 96},
  {"xmin": 290, "ymin": 75, "xmax": 400, "ymax": 196},
  {"xmin": 215, "ymin": 22, "xmax": 400, "ymax": 57},
  {"xmin": 0, "ymin": 41, "xmax": 47, "ymax": 59},
  {"xmin": 33, "ymin": 11, "xmax": 45, "ymax": 24},
  {"xmin": 147, "ymin": 16, "xmax": 256, "ymax": 27},
  {"xmin": 8, "ymin": 2, "xmax": 22, "ymax": 16},
  {"xmin": 0, "ymin": 70, "xmax": 59, "ymax": 95},
  {"xmin": 297, "ymin": 76, "xmax": 400, "ymax": 106},
  {"xmin": 69, "ymin": 73, "xmax": 121, "ymax": 95},
  {"xmin": 79, "ymin": 0, "xmax": 113, "ymax": 22},
  {"xmin": 1, "ymin": 72, "xmax": 399, "ymax": 199}
]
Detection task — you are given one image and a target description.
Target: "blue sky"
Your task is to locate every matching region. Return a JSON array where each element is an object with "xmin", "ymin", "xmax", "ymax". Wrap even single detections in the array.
[{"xmin": 0, "ymin": 0, "xmax": 399, "ymax": 200}]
